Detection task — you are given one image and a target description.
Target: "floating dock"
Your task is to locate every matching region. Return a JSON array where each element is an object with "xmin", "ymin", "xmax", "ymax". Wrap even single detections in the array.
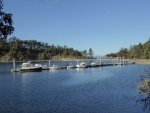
[
  {"xmin": 10, "ymin": 58, "xmax": 134, "ymax": 72},
  {"xmin": 10, "ymin": 68, "xmax": 21, "ymax": 72},
  {"xmin": 10, "ymin": 63, "xmax": 129, "ymax": 72}
]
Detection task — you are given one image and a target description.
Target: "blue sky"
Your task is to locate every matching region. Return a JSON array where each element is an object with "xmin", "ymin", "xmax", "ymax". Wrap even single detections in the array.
[{"xmin": 3, "ymin": 0, "xmax": 150, "ymax": 56}]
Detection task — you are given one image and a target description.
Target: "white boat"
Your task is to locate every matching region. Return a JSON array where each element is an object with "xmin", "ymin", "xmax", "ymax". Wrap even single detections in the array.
[
  {"xmin": 35, "ymin": 64, "xmax": 49, "ymax": 70},
  {"xmin": 50, "ymin": 65, "xmax": 61, "ymax": 70},
  {"xmin": 90, "ymin": 62, "xmax": 100, "ymax": 67},
  {"xmin": 76, "ymin": 61, "xmax": 87, "ymax": 68},
  {"xmin": 67, "ymin": 63, "xmax": 75, "ymax": 69},
  {"xmin": 20, "ymin": 61, "xmax": 42, "ymax": 72},
  {"xmin": 35, "ymin": 64, "xmax": 43, "ymax": 67}
]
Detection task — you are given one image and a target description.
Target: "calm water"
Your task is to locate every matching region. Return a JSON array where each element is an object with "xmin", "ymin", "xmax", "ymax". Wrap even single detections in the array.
[{"xmin": 0, "ymin": 61, "xmax": 149, "ymax": 113}]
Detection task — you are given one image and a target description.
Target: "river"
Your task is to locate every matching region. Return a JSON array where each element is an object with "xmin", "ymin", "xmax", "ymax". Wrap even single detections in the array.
[{"xmin": 0, "ymin": 61, "xmax": 149, "ymax": 113}]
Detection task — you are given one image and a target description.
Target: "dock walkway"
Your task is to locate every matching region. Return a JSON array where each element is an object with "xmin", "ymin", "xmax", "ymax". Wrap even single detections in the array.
[{"xmin": 10, "ymin": 62, "xmax": 129, "ymax": 72}]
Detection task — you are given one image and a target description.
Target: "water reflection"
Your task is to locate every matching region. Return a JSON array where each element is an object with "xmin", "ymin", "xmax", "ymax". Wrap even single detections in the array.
[
  {"xmin": 76, "ymin": 68, "xmax": 87, "ymax": 72},
  {"xmin": 61, "ymin": 67, "xmax": 115, "ymax": 86}
]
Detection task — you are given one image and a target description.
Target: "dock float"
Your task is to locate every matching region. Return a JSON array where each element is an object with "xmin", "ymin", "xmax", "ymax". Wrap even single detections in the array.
[
  {"xmin": 10, "ymin": 58, "xmax": 133, "ymax": 72},
  {"xmin": 10, "ymin": 68, "xmax": 20, "ymax": 72}
]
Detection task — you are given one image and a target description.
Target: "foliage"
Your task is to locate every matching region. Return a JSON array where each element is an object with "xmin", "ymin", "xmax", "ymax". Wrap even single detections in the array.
[
  {"xmin": 88, "ymin": 48, "xmax": 94, "ymax": 59},
  {"xmin": 0, "ymin": 37, "xmax": 91, "ymax": 61},
  {"xmin": 139, "ymin": 67, "xmax": 150, "ymax": 95},
  {"xmin": 82, "ymin": 49, "xmax": 88, "ymax": 58},
  {"xmin": 0, "ymin": 0, "xmax": 14, "ymax": 57},
  {"xmin": 139, "ymin": 80, "xmax": 150, "ymax": 94},
  {"xmin": 0, "ymin": 0, "xmax": 14, "ymax": 39},
  {"xmin": 136, "ymin": 67, "xmax": 150, "ymax": 111},
  {"xmin": 105, "ymin": 38, "xmax": 150, "ymax": 59}
]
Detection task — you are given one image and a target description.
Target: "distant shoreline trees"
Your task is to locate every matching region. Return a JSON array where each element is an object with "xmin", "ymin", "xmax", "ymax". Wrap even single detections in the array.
[
  {"xmin": 105, "ymin": 38, "xmax": 150, "ymax": 59},
  {"xmin": 82, "ymin": 48, "xmax": 94, "ymax": 59},
  {"xmin": 0, "ymin": 36, "xmax": 94, "ymax": 61}
]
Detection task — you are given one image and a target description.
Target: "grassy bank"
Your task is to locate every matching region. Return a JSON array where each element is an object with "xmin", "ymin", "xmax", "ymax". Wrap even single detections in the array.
[
  {"xmin": 126, "ymin": 59, "xmax": 150, "ymax": 64},
  {"xmin": 136, "ymin": 59, "xmax": 150, "ymax": 64}
]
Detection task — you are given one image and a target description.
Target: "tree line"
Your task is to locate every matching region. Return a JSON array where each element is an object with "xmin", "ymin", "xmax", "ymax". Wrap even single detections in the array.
[
  {"xmin": 0, "ymin": 36, "xmax": 94, "ymax": 61},
  {"xmin": 105, "ymin": 38, "xmax": 150, "ymax": 59}
]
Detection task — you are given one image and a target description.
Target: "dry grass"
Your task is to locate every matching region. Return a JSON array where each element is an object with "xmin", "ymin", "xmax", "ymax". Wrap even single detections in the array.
[
  {"xmin": 126, "ymin": 59, "xmax": 150, "ymax": 64},
  {"xmin": 139, "ymin": 80, "xmax": 150, "ymax": 94}
]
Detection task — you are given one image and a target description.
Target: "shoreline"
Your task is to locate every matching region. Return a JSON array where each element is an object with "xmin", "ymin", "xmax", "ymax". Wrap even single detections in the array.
[
  {"xmin": 126, "ymin": 59, "xmax": 150, "ymax": 64},
  {"xmin": 0, "ymin": 59, "xmax": 94, "ymax": 63},
  {"xmin": 136, "ymin": 60, "xmax": 150, "ymax": 64},
  {"xmin": 1, "ymin": 59, "xmax": 150, "ymax": 64}
]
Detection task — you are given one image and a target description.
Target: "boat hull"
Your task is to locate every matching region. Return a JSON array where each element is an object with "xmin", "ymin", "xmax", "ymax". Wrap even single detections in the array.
[
  {"xmin": 76, "ymin": 65, "xmax": 87, "ymax": 68},
  {"xmin": 76, "ymin": 62, "xmax": 87, "ymax": 68},
  {"xmin": 67, "ymin": 66, "xmax": 75, "ymax": 69},
  {"xmin": 50, "ymin": 65, "xmax": 61, "ymax": 70},
  {"xmin": 90, "ymin": 64, "xmax": 100, "ymax": 67},
  {"xmin": 20, "ymin": 67, "xmax": 42, "ymax": 72}
]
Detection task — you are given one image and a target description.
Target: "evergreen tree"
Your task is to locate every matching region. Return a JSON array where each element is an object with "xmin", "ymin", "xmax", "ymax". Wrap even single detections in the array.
[
  {"xmin": 88, "ymin": 48, "xmax": 94, "ymax": 59},
  {"xmin": 106, "ymin": 38, "xmax": 150, "ymax": 59},
  {"xmin": 82, "ymin": 49, "xmax": 88, "ymax": 58},
  {"xmin": 0, "ymin": 0, "xmax": 14, "ymax": 57},
  {"xmin": 0, "ymin": 0, "xmax": 14, "ymax": 40}
]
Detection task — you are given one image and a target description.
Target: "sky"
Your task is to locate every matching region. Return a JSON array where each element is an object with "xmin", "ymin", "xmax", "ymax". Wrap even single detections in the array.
[{"xmin": 3, "ymin": 0, "xmax": 150, "ymax": 56}]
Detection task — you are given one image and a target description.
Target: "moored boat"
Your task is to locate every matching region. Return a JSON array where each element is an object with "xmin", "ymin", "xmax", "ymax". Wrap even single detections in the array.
[
  {"xmin": 90, "ymin": 62, "xmax": 100, "ymax": 67},
  {"xmin": 50, "ymin": 65, "xmax": 61, "ymax": 70},
  {"xmin": 20, "ymin": 61, "xmax": 42, "ymax": 72},
  {"xmin": 67, "ymin": 63, "xmax": 75, "ymax": 69},
  {"xmin": 35, "ymin": 64, "xmax": 50, "ymax": 70},
  {"xmin": 76, "ymin": 61, "xmax": 87, "ymax": 68}
]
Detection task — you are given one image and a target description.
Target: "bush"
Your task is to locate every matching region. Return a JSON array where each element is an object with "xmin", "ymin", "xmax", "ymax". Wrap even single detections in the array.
[{"xmin": 139, "ymin": 80, "xmax": 150, "ymax": 94}]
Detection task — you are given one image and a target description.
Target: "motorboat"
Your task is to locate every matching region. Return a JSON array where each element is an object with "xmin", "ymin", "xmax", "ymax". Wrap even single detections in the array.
[
  {"xmin": 35, "ymin": 64, "xmax": 49, "ymax": 70},
  {"xmin": 35, "ymin": 63, "xmax": 43, "ymax": 67},
  {"xmin": 76, "ymin": 61, "xmax": 87, "ymax": 68},
  {"xmin": 67, "ymin": 63, "xmax": 75, "ymax": 69},
  {"xmin": 50, "ymin": 65, "xmax": 61, "ymax": 70},
  {"xmin": 90, "ymin": 62, "xmax": 100, "ymax": 67},
  {"xmin": 20, "ymin": 61, "xmax": 42, "ymax": 72}
]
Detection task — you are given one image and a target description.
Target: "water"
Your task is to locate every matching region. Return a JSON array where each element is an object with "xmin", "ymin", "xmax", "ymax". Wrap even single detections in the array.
[{"xmin": 0, "ymin": 61, "xmax": 149, "ymax": 113}]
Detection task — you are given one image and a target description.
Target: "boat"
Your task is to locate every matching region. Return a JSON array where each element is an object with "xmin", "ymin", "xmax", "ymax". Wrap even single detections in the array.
[
  {"xmin": 90, "ymin": 58, "xmax": 101, "ymax": 67},
  {"xmin": 35, "ymin": 63, "xmax": 43, "ymax": 67},
  {"xmin": 90, "ymin": 62, "xmax": 100, "ymax": 67},
  {"xmin": 35, "ymin": 64, "xmax": 49, "ymax": 70},
  {"xmin": 20, "ymin": 61, "xmax": 42, "ymax": 72},
  {"xmin": 76, "ymin": 61, "xmax": 87, "ymax": 68},
  {"xmin": 50, "ymin": 65, "xmax": 61, "ymax": 70},
  {"xmin": 67, "ymin": 63, "xmax": 75, "ymax": 69}
]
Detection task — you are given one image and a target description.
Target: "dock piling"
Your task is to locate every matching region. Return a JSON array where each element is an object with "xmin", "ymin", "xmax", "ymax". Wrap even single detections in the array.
[{"xmin": 13, "ymin": 58, "xmax": 15, "ymax": 70}]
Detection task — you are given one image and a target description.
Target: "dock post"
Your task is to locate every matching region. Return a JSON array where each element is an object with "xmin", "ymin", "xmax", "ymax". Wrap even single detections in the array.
[
  {"xmin": 123, "ymin": 57, "xmax": 124, "ymax": 65},
  {"xmin": 77, "ymin": 60, "xmax": 79, "ymax": 65},
  {"xmin": 13, "ymin": 58, "xmax": 15, "ymax": 70},
  {"xmin": 100, "ymin": 57, "xmax": 101, "ymax": 65},
  {"xmin": 112, "ymin": 59, "xmax": 114, "ymax": 65},
  {"xmin": 120, "ymin": 57, "xmax": 122, "ymax": 65},
  {"xmin": 117, "ymin": 57, "xmax": 119, "ymax": 65},
  {"xmin": 49, "ymin": 61, "xmax": 50, "ymax": 68}
]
